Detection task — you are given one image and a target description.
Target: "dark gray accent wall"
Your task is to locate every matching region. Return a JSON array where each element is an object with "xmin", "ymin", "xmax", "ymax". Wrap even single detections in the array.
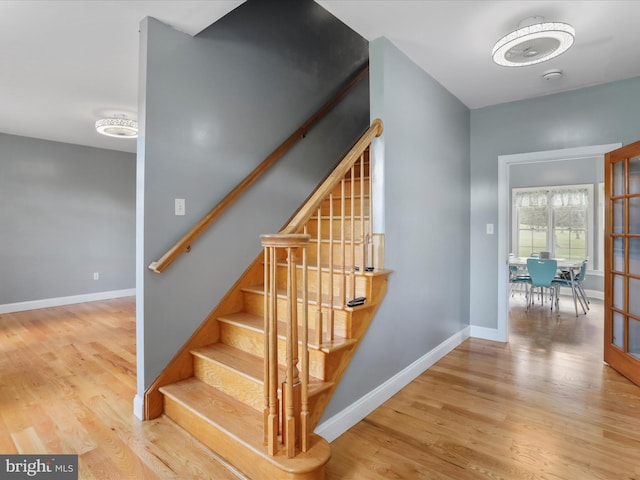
[
  {"xmin": 0, "ymin": 133, "xmax": 135, "ymax": 305},
  {"xmin": 321, "ymin": 37, "xmax": 471, "ymax": 420},
  {"xmin": 470, "ymin": 76, "xmax": 640, "ymax": 329},
  {"xmin": 137, "ymin": 0, "xmax": 370, "ymax": 396}
]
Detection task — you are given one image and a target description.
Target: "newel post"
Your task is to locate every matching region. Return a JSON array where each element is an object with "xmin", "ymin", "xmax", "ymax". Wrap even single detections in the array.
[{"xmin": 261, "ymin": 233, "xmax": 310, "ymax": 458}]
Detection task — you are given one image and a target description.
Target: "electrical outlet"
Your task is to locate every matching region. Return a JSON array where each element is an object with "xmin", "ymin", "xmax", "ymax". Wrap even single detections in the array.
[
  {"xmin": 486, "ymin": 223, "xmax": 494, "ymax": 235},
  {"xmin": 93, "ymin": 272, "xmax": 99, "ymax": 280}
]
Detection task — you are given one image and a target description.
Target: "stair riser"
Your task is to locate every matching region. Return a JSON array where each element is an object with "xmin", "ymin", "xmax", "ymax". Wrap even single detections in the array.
[
  {"xmin": 339, "ymin": 160, "xmax": 369, "ymax": 177},
  {"xmin": 163, "ymin": 397, "xmax": 326, "ymax": 480},
  {"xmin": 219, "ymin": 321, "xmax": 329, "ymax": 380},
  {"xmin": 193, "ymin": 356, "xmax": 330, "ymax": 417},
  {"xmin": 307, "ymin": 241, "xmax": 367, "ymax": 268},
  {"xmin": 319, "ymin": 196, "xmax": 369, "ymax": 216},
  {"xmin": 193, "ymin": 356, "xmax": 263, "ymax": 411},
  {"xmin": 275, "ymin": 264, "xmax": 370, "ymax": 300},
  {"xmin": 305, "ymin": 217, "xmax": 368, "ymax": 239},
  {"xmin": 242, "ymin": 291, "xmax": 352, "ymax": 337},
  {"xmin": 330, "ymin": 177, "xmax": 368, "ymax": 198}
]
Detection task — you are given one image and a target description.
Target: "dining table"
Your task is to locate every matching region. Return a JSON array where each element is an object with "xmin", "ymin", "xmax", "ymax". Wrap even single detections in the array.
[{"xmin": 508, "ymin": 256, "xmax": 586, "ymax": 316}]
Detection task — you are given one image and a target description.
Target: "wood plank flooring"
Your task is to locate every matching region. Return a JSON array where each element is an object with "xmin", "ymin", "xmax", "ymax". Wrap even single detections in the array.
[
  {"xmin": 326, "ymin": 295, "xmax": 640, "ymax": 480},
  {"xmin": 2, "ymin": 294, "xmax": 639, "ymax": 479},
  {"xmin": 0, "ymin": 298, "xmax": 239, "ymax": 480}
]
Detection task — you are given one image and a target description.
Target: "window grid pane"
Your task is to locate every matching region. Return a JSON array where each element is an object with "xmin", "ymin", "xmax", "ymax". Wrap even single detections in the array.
[
  {"xmin": 517, "ymin": 206, "xmax": 548, "ymax": 256},
  {"xmin": 553, "ymin": 206, "xmax": 588, "ymax": 260}
]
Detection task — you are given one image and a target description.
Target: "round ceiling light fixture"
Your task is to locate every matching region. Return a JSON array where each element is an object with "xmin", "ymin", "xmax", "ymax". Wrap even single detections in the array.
[
  {"xmin": 95, "ymin": 116, "xmax": 138, "ymax": 138},
  {"xmin": 492, "ymin": 16, "xmax": 575, "ymax": 67}
]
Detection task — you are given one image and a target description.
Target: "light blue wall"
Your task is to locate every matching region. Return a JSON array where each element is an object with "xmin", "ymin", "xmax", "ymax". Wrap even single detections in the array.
[
  {"xmin": 0, "ymin": 133, "xmax": 135, "ymax": 306},
  {"xmin": 322, "ymin": 37, "xmax": 471, "ymax": 419},
  {"xmin": 137, "ymin": 0, "xmax": 370, "ymax": 397},
  {"xmin": 470, "ymin": 76, "xmax": 640, "ymax": 329}
]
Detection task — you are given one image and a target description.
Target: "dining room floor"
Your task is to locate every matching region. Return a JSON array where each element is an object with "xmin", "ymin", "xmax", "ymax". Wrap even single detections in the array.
[{"xmin": 508, "ymin": 289, "xmax": 604, "ymax": 360}]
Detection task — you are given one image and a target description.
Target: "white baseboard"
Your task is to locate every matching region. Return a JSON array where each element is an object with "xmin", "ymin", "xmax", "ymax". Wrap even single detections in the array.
[
  {"xmin": 470, "ymin": 325, "xmax": 504, "ymax": 342},
  {"xmin": 0, "ymin": 288, "xmax": 136, "ymax": 314},
  {"xmin": 133, "ymin": 394, "xmax": 144, "ymax": 420},
  {"xmin": 314, "ymin": 326, "xmax": 471, "ymax": 442},
  {"xmin": 583, "ymin": 289, "xmax": 603, "ymax": 301}
]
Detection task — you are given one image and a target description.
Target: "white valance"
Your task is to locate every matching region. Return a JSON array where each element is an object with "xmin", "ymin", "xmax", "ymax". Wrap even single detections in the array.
[{"xmin": 515, "ymin": 188, "xmax": 589, "ymax": 208}]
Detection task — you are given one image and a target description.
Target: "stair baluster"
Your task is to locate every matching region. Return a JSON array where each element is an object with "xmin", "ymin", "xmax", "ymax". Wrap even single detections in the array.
[
  {"xmin": 340, "ymin": 178, "xmax": 346, "ymax": 306},
  {"xmin": 366, "ymin": 149, "xmax": 373, "ymax": 269},
  {"xmin": 328, "ymin": 193, "xmax": 335, "ymax": 342},
  {"xmin": 314, "ymin": 207, "xmax": 323, "ymax": 347},
  {"xmin": 300, "ymin": 236, "xmax": 310, "ymax": 453},
  {"xmin": 350, "ymin": 164, "xmax": 356, "ymax": 298},
  {"xmin": 260, "ymin": 233, "xmax": 310, "ymax": 458}
]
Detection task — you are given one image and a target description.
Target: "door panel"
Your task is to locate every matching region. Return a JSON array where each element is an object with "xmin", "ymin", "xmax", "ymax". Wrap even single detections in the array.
[{"xmin": 604, "ymin": 140, "xmax": 640, "ymax": 385}]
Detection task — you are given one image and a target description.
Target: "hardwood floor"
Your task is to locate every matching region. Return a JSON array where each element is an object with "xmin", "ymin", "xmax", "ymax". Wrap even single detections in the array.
[
  {"xmin": 0, "ymin": 298, "xmax": 238, "ymax": 480},
  {"xmin": 326, "ymin": 295, "xmax": 640, "ymax": 480},
  {"xmin": 2, "ymin": 294, "xmax": 639, "ymax": 479}
]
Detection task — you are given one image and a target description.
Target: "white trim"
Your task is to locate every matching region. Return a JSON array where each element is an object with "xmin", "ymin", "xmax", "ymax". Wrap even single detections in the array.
[
  {"xmin": 133, "ymin": 394, "xmax": 145, "ymax": 420},
  {"xmin": 470, "ymin": 325, "xmax": 503, "ymax": 342},
  {"xmin": 511, "ymin": 184, "xmax": 594, "ymax": 264},
  {"xmin": 556, "ymin": 288, "xmax": 604, "ymax": 302},
  {"xmin": 0, "ymin": 288, "xmax": 136, "ymax": 314},
  {"xmin": 497, "ymin": 143, "xmax": 620, "ymax": 343},
  {"xmin": 314, "ymin": 326, "xmax": 470, "ymax": 442},
  {"xmin": 584, "ymin": 289, "xmax": 604, "ymax": 301}
]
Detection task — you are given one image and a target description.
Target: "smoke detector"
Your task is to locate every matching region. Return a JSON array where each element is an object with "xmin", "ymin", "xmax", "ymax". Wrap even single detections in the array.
[{"xmin": 542, "ymin": 69, "xmax": 563, "ymax": 80}]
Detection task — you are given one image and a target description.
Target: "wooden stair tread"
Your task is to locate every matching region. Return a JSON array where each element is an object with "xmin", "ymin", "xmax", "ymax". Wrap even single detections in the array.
[
  {"xmin": 191, "ymin": 343, "xmax": 333, "ymax": 396},
  {"xmin": 280, "ymin": 261, "xmax": 392, "ymax": 276},
  {"xmin": 241, "ymin": 284, "xmax": 357, "ymax": 310},
  {"xmin": 161, "ymin": 377, "xmax": 261, "ymax": 436},
  {"xmin": 309, "ymin": 237, "xmax": 363, "ymax": 245},
  {"xmin": 217, "ymin": 311, "xmax": 359, "ymax": 352},
  {"xmin": 160, "ymin": 378, "xmax": 331, "ymax": 473},
  {"xmin": 310, "ymin": 214, "xmax": 370, "ymax": 220}
]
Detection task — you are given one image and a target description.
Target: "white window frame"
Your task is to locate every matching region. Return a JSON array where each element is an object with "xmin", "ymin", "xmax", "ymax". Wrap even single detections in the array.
[{"xmin": 511, "ymin": 184, "xmax": 594, "ymax": 269}]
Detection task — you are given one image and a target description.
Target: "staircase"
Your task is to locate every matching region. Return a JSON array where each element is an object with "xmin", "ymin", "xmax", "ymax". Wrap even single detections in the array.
[{"xmin": 146, "ymin": 120, "xmax": 389, "ymax": 480}]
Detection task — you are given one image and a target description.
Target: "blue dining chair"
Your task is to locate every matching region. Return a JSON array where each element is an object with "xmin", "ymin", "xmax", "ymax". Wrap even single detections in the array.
[
  {"xmin": 526, "ymin": 258, "xmax": 558, "ymax": 310},
  {"xmin": 552, "ymin": 259, "xmax": 589, "ymax": 315},
  {"xmin": 509, "ymin": 264, "xmax": 531, "ymax": 299}
]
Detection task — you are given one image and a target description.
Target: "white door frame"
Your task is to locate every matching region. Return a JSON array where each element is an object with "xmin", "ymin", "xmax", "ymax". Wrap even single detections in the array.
[{"xmin": 496, "ymin": 143, "xmax": 621, "ymax": 342}]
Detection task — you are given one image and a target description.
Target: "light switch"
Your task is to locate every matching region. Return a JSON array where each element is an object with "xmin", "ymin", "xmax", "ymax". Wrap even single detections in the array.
[
  {"xmin": 486, "ymin": 223, "xmax": 494, "ymax": 235},
  {"xmin": 175, "ymin": 198, "xmax": 185, "ymax": 216}
]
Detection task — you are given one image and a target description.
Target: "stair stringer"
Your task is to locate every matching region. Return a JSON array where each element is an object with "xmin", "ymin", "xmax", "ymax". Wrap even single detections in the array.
[
  {"xmin": 143, "ymin": 252, "xmax": 265, "ymax": 420},
  {"xmin": 304, "ymin": 274, "xmax": 389, "ymax": 431}
]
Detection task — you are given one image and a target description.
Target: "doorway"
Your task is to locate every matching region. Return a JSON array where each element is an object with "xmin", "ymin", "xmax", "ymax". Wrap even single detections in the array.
[{"xmin": 497, "ymin": 143, "xmax": 621, "ymax": 342}]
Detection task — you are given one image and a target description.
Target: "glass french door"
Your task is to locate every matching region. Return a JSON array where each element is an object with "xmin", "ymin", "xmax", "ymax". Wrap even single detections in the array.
[{"xmin": 604, "ymin": 140, "xmax": 640, "ymax": 385}]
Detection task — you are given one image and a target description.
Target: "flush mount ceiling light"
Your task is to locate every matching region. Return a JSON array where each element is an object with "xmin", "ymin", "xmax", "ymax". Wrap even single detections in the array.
[
  {"xmin": 95, "ymin": 116, "xmax": 138, "ymax": 138},
  {"xmin": 492, "ymin": 16, "xmax": 575, "ymax": 67}
]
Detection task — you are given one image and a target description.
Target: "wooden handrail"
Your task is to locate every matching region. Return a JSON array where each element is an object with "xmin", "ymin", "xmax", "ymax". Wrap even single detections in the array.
[
  {"xmin": 148, "ymin": 63, "xmax": 370, "ymax": 273},
  {"xmin": 280, "ymin": 118, "xmax": 383, "ymax": 235}
]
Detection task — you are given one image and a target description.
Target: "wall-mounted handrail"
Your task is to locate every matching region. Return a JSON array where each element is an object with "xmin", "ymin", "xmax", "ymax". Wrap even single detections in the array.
[{"xmin": 148, "ymin": 64, "xmax": 370, "ymax": 273}]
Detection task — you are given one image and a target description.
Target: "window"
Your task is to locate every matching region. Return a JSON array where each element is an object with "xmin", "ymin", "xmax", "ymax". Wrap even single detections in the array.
[{"xmin": 512, "ymin": 185, "xmax": 594, "ymax": 268}]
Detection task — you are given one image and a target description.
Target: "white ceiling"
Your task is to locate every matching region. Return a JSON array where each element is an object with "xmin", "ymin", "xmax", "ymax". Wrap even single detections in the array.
[{"xmin": 1, "ymin": 1, "xmax": 639, "ymax": 154}]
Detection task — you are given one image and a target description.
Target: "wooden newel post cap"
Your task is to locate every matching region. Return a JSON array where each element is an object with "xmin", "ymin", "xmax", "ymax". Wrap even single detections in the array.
[{"xmin": 261, "ymin": 233, "xmax": 310, "ymax": 248}]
